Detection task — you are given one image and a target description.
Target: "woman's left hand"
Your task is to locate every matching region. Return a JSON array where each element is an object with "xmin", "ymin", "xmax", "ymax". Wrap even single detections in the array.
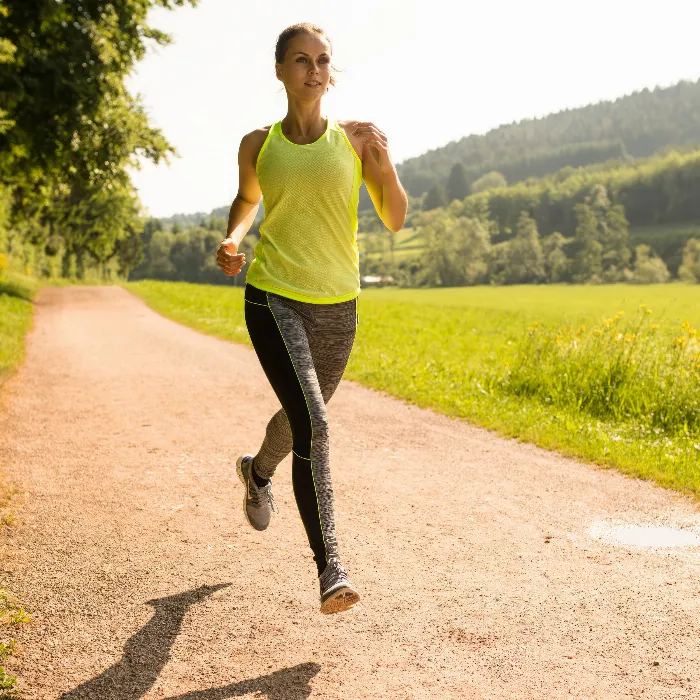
[{"xmin": 351, "ymin": 122, "xmax": 394, "ymax": 174}]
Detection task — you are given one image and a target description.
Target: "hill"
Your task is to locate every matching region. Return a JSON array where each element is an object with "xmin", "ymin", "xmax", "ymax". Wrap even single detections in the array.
[{"xmin": 393, "ymin": 78, "xmax": 700, "ymax": 206}]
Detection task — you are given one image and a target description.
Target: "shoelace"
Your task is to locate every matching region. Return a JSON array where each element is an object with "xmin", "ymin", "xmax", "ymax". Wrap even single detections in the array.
[
  {"xmin": 320, "ymin": 559, "xmax": 348, "ymax": 590},
  {"xmin": 250, "ymin": 479, "xmax": 279, "ymax": 514}
]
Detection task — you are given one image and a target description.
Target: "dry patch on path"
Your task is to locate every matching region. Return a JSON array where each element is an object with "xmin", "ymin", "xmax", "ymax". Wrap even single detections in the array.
[{"xmin": 0, "ymin": 286, "xmax": 699, "ymax": 699}]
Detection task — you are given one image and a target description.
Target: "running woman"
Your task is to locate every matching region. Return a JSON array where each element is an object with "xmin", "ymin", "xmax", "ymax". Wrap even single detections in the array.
[{"xmin": 216, "ymin": 23, "xmax": 407, "ymax": 614}]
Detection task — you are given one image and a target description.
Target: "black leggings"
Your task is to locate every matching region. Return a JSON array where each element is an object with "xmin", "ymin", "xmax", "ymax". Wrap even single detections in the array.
[{"xmin": 244, "ymin": 282, "xmax": 358, "ymax": 576}]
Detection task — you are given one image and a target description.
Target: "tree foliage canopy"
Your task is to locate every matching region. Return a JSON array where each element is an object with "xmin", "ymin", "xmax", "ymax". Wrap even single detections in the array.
[{"xmin": 0, "ymin": 0, "xmax": 197, "ymax": 277}]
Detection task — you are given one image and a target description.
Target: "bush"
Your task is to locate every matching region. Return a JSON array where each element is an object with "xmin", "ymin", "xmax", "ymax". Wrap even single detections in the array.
[{"xmin": 485, "ymin": 305, "xmax": 700, "ymax": 435}]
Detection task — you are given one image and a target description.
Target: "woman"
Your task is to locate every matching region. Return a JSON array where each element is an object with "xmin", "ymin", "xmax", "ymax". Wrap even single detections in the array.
[{"xmin": 216, "ymin": 22, "xmax": 407, "ymax": 614}]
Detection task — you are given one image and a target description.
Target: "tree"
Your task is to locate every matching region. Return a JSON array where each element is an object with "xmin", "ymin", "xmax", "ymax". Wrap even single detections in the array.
[
  {"xmin": 542, "ymin": 231, "xmax": 569, "ymax": 282},
  {"xmin": 504, "ymin": 211, "xmax": 545, "ymax": 284},
  {"xmin": 678, "ymin": 238, "xmax": 700, "ymax": 282},
  {"xmin": 583, "ymin": 184, "xmax": 631, "ymax": 282},
  {"xmin": 601, "ymin": 203, "xmax": 631, "ymax": 282},
  {"xmin": 486, "ymin": 242, "xmax": 510, "ymax": 285},
  {"xmin": 447, "ymin": 162, "xmax": 469, "ymax": 202},
  {"xmin": 453, "ymin": 216, "xmax": 491, "ymax": 284},
  {"xmin": 419, "ymin": 211, "xmax": 490, "ymax": 286},
  {"xmin": 147, "ymin": 230, "xmax": 176, "ymax": 280},
  {"xmin": 471, "ymin": 171, "xmax": 507, "ymax": 195},
  {"xmin": 0, "ymin": 0, "xmax": 198, "ymax": 277},
  {"xmin": 423, "ymin": 183, "xmax": 448, "ymax": 211},
  {"xmin": 632, "ymin": 244, "xmax": 670, "ymax": 284},
  {"xmin": 571, "ymin": 202, "xmax": 603, "ymax": 283},
  {"xmin": 0, "ymin": 0, "xmax": 195, "ymax": 185}
]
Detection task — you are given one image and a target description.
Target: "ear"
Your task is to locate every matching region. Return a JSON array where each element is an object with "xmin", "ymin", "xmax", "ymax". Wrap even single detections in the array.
[{"xmin": 275, "ymin": 63, "xmax": 283, "ymax": 81}]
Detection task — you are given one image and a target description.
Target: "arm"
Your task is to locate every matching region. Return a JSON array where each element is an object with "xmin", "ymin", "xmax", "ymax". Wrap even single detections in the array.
[
  {"xmin": 217, "ymin": 130, "xmax": 266, "ymax": 276},
  {"xmin": 226, "ymin": 195, "xmax": 258, "ymax": 248},
  {"xmin": 352, "ymin": 121, "xmax": 408, "ymax": 233}
]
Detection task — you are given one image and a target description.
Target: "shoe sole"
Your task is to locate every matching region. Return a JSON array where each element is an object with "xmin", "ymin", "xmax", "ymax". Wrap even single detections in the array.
[
  {"xmin": 320, "ymin": 586, "xmax": 361, "ymax": 614},
  {"xmin": 235, "ymin": 454, "xmax": 258, "ymax": 530}
]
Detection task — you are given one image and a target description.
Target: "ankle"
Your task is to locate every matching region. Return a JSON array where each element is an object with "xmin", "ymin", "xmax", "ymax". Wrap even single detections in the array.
[{"xmin": 251, "ymin": 460, "xmax": 270, "ymax": 488}]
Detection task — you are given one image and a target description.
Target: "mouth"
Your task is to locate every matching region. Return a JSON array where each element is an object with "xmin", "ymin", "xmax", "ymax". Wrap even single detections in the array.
[{"xmin": 305, "ymin": 81, "xmax": 322, "ymax": 88}]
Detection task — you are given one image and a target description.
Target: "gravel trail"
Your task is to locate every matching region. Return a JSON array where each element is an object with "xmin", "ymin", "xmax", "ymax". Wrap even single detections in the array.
[{"xmin": 1, "ymin": 285, "xmax": 699, "ymax": 699}]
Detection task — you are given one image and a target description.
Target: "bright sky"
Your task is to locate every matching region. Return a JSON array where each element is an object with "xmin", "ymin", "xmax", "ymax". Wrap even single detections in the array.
[{"xmin": 126, "ymin": 0, "xmax": 700, "ymax": 218}]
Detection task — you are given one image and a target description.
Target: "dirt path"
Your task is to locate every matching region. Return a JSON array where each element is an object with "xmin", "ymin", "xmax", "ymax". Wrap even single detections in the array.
[{"xmin": 1, "ymin": 286, "xmax": 699, "ymax": 699}]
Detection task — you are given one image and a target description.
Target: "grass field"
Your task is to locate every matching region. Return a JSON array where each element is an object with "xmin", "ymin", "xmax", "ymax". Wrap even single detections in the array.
[
  {"xmin": 0, "ymin": 273, "xmax": 37, "ymax": 387},
  {"xmin": 126, "ymin": 280, "xmax": 700, "ymax": 500}
]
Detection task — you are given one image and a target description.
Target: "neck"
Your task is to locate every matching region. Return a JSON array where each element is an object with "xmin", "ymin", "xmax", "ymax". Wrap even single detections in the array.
[{"xmin": 282, "ymin": 97, "xmax": 327, "ymax": 141}]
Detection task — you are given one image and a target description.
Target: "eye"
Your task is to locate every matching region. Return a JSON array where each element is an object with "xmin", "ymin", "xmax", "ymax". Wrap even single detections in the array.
[{"xmin": 296, "ymin": 57, "xmax": 307, "ymax": 63}]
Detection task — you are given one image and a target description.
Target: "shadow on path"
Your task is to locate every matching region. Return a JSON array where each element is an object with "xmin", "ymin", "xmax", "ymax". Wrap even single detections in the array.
[
  {"xmin": 60, "ymin": 583, "xmax": 230, "ymax": 699},
  {"xmin": 163, "ymin": 662, "xmax": 322, "ymax": 699}
]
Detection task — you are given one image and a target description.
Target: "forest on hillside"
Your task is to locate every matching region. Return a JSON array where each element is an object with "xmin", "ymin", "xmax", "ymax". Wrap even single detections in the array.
[{"xmin": 392, "ymin": 79, "xmax": 700, "ymax": 206}]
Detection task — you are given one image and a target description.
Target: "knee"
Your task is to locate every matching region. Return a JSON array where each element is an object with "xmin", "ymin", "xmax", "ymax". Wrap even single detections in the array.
[{"xmin": 289, "ymin": 410, "xmax": 328, "ymax": 455}]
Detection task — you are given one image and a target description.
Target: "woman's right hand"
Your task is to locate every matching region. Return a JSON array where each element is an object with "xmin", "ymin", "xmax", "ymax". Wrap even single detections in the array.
[{"xmin": 216, "ymin": 238, "xmax": 246, "ymax": 276}]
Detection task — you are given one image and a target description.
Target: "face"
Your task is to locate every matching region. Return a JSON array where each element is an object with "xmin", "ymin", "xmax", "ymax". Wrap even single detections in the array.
[{"xmin": 276, "ymin": 32, "xmax": 332, "ymax": 99}]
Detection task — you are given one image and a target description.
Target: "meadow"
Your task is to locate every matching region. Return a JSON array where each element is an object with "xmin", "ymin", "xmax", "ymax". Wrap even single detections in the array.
[{"xmin": 127, "ymin": 280, "xmax": 700, "ymax": 500}]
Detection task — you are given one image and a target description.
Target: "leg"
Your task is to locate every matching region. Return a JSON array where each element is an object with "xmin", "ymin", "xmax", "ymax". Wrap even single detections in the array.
[
  {"xmin": 253, "ymin": 407, "xmax": 292, "ymax": 481},
  {"xmin": 253, "ymin": 296, "xmax": 357, "ymax": 479},
  {"xmin": 308, "ymin": 297, "xmax": 357, "ymax": 404},
  {"xmin": 243, "ymin": 284, "xmax": 338, "ymax": 575}
]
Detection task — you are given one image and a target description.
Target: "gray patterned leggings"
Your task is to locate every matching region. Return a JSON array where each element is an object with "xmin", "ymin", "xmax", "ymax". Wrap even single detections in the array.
[{"xmin": 244, "ymin": 282, "xmax": 358, "ymax": 576}]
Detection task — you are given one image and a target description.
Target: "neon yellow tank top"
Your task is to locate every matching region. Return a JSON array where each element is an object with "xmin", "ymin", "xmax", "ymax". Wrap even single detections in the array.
[{"xmin": 245, "ymin": 117, "xmax": 363, "ymax": 303}]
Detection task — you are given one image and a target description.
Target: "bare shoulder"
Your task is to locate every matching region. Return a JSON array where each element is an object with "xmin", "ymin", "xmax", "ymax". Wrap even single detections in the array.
[
  {"xmin": 336, "ymin": 119, "xmax": 364, "ymax": 160},
  {"xmin": 336, "ymin": 119, "xmax": 359, "ymax": 135},
  {"xmin": 239, "ymin": 125, "xmax": 274, "ymax": 167}
]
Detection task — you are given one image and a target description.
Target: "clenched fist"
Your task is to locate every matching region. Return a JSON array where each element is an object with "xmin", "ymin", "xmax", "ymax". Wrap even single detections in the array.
[{"xmin": 216, "ymin": 238, "xmax": 246, "ymax": 276}]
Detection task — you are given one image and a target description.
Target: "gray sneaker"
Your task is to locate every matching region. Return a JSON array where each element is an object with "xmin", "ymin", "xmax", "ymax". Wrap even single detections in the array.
[
  {"xmin": 319, "ymin": 557, "xmax": 361, "ymax": 614},
  {"xmin": 236, "ymin": 454, "xmax": 278, "ymax": 531}
]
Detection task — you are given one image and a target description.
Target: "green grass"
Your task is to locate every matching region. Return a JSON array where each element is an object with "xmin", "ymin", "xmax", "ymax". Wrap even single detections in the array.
[
  {"xmin": 0, "ymin": 273, "xmax": 37, "ymax": 386},
  {"xmin": 126, "ymin": 280, "xmax": 700, "ymax": 500}
]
